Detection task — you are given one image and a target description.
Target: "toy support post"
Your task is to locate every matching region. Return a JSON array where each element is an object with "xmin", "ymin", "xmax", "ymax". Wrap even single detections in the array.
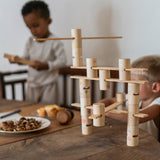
[
  {"xmin": 116, "ymin": 93, "xmax": 125, "ymax": 110},
  {"xmin": 79, "ymin": 79, "xmax": 92, "ymax": 135},
  {"xmin": 86, "ymin": 58, "xmax": 98, "ymax": 78},
  {"xmin": 93, "ymin": 103, "xmax": 105, "ymax": 127},
  {"xmin": 71, "ymin": 29, "xmax": 83, "ymax": 67},
  {"xmin": 127, "ymin": 83, "xmax": 140, "ymax": 146},
  {"xmin": 99, "ymin": 70, "xmax": 110, "ymax": 90},
  {"xmin": 119, "ymin": 58, "xmax": 131, "ymax": 80}
]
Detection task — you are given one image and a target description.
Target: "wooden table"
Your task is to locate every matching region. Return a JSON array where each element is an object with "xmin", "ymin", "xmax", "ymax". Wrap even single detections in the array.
[{"xmin": 0, "ymin": 99, "xmax": 160, "ymax": 160}]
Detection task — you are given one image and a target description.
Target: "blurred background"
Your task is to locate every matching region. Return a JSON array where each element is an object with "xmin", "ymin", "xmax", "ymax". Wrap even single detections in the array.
[{"xmin": 0, "ymin": 0, "xmax": 160, "ymax": 100}]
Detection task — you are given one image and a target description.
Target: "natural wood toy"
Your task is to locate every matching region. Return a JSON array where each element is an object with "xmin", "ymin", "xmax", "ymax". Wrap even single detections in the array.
[
  {"xmin": 4, "ymin": 53, "xmax": 35, "ymax": 66},
  {"xmin": 35, "ymin": 28, "xmax": 149, "ymax": 147}
]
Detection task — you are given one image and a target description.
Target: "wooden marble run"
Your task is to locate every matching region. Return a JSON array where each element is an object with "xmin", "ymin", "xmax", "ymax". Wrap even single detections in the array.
[{"xmin": 35, "ymin": 29, "xmax": 149, "ymax": 147}]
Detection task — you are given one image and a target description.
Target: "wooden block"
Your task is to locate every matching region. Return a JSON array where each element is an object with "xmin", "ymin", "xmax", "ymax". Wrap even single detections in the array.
[
  {"xmin": 72, "ymin": 56, "xmax": 83, "ymax": 67},
  {"xmin": 81, "ymin": 124, "xmax": 92, "ymax": 135},
  {"xmin": 119, "ymin": 58, "xmax": 131, "ymax": 80},
  {"xmin": 81, "ymin": 106, "xmax": 91, "ymax": 117},
  {"xmin": 127, "ymin": 104, "xmax": 139, "ymax": 113},
  {"xmin": 99, "ymin": 70, "xmax": 110, "ymax": 90},
  {"xmin": 71, "ymin": 29, "xmax": 83, "ymax": 67},
  {"xmin": 86, "ymin": 58, "xmax": 98, "ymax": 78},
  {"xmin": 79, "ymin": 79, "xmax": 91, "ymax": 98},
  {"xmin": 127, "ymin": 125, "xmax": 139, "ymax": 146},
  {"xmin": 72, "ymin": 48, "xmax": 82, "ymax": 57},
  {"xmin": 128, "ymin": 94, "xmax": 140, "ymax": 105},
  {"xmin": 116, "ymin": 93, "xmax": 125, "ymax": 110},
  {"xmin": 71, "ymin": 29, "xmax": 82, "ymax": 48},
  {"xmin": 128, "ymin": 83, "xmax": 139, "ymax": 94},
  {"xmin": 127, "ymin": 113, "xmax": 139, "ymax": 126},
  {"xmin": 80, "ymin": 98, "xmax": 91, "ymax": 107},
  {"xmin": 93, "ymin": 103, "xmax": 105, "ymax": 127}
]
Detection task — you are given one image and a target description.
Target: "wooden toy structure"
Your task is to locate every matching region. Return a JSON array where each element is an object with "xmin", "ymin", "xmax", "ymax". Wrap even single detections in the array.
[{"xmin": 35, "ymin": 29, "xmax": 149, "ymax": 147}]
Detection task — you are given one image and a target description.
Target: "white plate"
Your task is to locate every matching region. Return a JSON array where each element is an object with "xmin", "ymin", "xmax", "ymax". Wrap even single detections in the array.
[{"xmin": 0, "ymin": 116, "xmax": 51, "ymax": 134}]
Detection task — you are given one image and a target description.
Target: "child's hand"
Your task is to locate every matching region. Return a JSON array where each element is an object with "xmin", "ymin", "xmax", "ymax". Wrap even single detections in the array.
[
  {"xmin": 8, "ymin": 56, "xmax": 19, "ymax": 64},
  {"xmin": 30, "ymin": 60, "xmax": 49, "ymax": 70}
]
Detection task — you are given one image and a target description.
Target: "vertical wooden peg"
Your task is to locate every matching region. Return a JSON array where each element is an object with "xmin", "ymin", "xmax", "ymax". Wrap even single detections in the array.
[
  {"xmin": 79, "ymin": 79, "xmax": 90, "ymax": 98},
  {"xmin": 93, "ymin": 103, "xmax": 105, "ymax": 127},
  {"xmin": 99, "ymin": 70, "xmax": 110, "ymax": 90},
  {"xmin": 127, "ymin": 83, "xmax": 140, "ymax": 146},
  {"xmin": 119, "ymin": 59, "xmax": 131, "ymax": 80},
  {"xmin": 81, "ymin": 107, "xmax": 92, "ymax": 135},
  {"xmin": 86, "ymin": 58, "xmax": 98, "ymax": 78},
  {"xmin": 71, "ymin": 29, "xmax": 83, "ymax": 66},
  {"xmin": 116, "ymin": 92, "xmax": 125, "ymax": 110}
]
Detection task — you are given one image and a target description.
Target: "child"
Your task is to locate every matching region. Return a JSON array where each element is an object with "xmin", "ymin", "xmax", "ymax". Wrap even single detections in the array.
[
  {"xmin": 14, "ymin": 0, "xmax": 66, "ymax": 104},
  {"xmin": 100, "ymin": 55, "xmax": 160, "ymax": 139}
]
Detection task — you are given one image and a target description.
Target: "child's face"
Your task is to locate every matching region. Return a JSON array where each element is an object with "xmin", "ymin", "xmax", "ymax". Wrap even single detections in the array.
[
  {"xmin": 131, "ymin": 74, "xmax": 153, "ymax": 101},
  {"xmin": 23, "ymin": 12, "xmax": 51, "ymax": 38}
]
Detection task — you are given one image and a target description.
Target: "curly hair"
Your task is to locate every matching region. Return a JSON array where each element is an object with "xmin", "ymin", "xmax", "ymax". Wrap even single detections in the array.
[
  {"xmin": 21, "ymin": 0, "xmax": 50, "ymax": 19},
  {"xmin": 132, "ymin": 55, "xmax": 160, "ymax": 83}
]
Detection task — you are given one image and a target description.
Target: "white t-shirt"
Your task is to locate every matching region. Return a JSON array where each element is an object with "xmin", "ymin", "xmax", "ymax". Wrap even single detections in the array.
[
  {"xmin": 139, "ymin": 97, "xmax": 160, "ymax": 139},
  {"xmin": 23, "ymin": 33, "xmax": 66, "ymax": 87}
]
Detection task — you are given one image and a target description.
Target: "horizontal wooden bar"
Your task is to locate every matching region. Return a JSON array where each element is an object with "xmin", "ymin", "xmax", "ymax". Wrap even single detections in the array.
[
  {"xmin": 133, "ymin": 113, "xmax": 149, "ymax": 118},
  {"xmin": 71, "ymin": 103, "xmax": 81, "ymax": 108},
  {"xmin": 34, "ymin": 37, "xmax": 75, "ymax": 41},
  {"xmin": 71, "ymin": 66, "xmax": 87, "ymax": 69},
  {"xmin": 70, "ymin": 76, "xmax": 99, "ymax": 80},
  {"xmin": 34, "ymin": 36, "xmax": 122, "ymax": 41},
  {"xmin": 105, "ymin": 78, "xmax": 148, "ymax": 84},
  {"xmin": 105, "ymin": 102, "xmax": 122, "ymax": 113},
  {"xmin": 88, "ymin": 114, "xmax": 102, "ymax": 119},
  {"xmin": 81, "ymin": 36, "xmax": 123, "ymax": 40}
]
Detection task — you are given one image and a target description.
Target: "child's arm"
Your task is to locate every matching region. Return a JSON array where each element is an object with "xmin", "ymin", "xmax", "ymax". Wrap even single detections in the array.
[
  {"xmin": 29, "ymin": 60, "xmax": 49, "ymax": 70},
  {"xmin": 99, "ymin": 97, "xmax": 128, "ymax": 122},
  {"xmin": 139, "ymin": 104, "xmax": 160, "ymax": 123},
  {"xmin": 99, "ymin": 97, "xmax": 116, "ymax": 107},
  {"xmin": 105, "ymin": 103, "xmax": 160, "ymax": 124}
]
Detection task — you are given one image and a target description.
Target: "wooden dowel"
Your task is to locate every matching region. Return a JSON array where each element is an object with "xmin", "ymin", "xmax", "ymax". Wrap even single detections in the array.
[
  {"xmin": 71, "ymin": 66, "xmax": 147, "ymax": 72},
  {"xmin": 109, "ymin": 109, "xmax": 128, "ymax": 114},
  {"xmin": 105, "ymin": 78, "xmax": 148, "ymax": 84},
  {"xmin": 34, "ymin": 37, "xmax": 75, "ymax": 41},
  {"xmin": 71, "ymin": 103, "xmax": 81, "ymax": 107},
  {"xmin": 81, "ymin": 36, "xmax": 123, "ymax": 40},
  {"xmin": 34, "ymin": 36, "xmax": 122, "ymax": 41},
  {"xmin": 125, "ymin": 68, "xmax": 148, "ymax": 72},
  {"xmin": 71, "ymin": 66, "xmax": 87, "ymax": 69},
  {"xmin": 133, "ymin": 113, "xmax": 148, "ymax": 118},
  {"xmin": 105, "ymin": 102, "xmax": 122, "ymax": 113},
  {"xmin": 86, "ymin": 106, "xmax": 93, "ymax": 109},
  {"xmin": 70, "ymin": 75, "xmax": 99, "ymax": 80},
  {"xmin": 88, "ymin": 114, "xmax": 102, "ymax": 119},
  {"xmin": 92, "ymin": 67, "xmax": 119, "ymax": 70}
]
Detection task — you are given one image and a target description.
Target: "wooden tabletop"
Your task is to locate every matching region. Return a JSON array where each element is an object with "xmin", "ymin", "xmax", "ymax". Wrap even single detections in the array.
[{"xmin": 0, "ymin": 99, "xmax": 160, "ymax": 160}]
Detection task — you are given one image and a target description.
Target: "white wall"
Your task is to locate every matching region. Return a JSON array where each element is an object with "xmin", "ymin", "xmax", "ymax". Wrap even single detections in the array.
[
  {"xmin": 1, "ymin": 0, "xmax": 160, "ymax": 71},
  {"xmin": 0, "ymin": 0, "xmax": 160, "ymax": 100}
]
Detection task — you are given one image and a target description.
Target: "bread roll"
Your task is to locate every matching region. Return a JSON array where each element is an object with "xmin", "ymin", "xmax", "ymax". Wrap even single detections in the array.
[{"xmin": 37, "ymin": 108, "xmax": 46, "ymax": 117}]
